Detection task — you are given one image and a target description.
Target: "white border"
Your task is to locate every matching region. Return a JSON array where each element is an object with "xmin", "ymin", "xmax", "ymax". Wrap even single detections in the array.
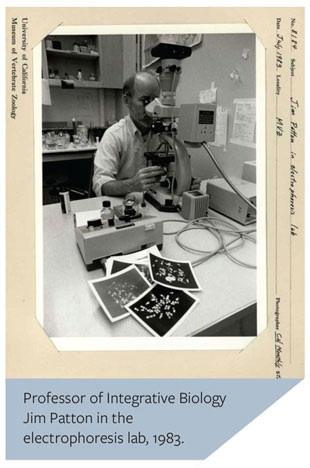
[
  {"xmin": 34, "ymin": 23, "xmax": 266, "ymax": 350},
  {"xmin": 53, "ymin": 24, "xmax": 254, "ymax": 36},
  {"xmin": 255, "ymin": 35, "xmax": 267, "ymax": 335},
  {"xmin": 51, "ymin": 336, "xmax": 255, "ymax": 351},
  {"xmin": 34, "ymin": 42, "xmax": 44, "ymax": 327}
]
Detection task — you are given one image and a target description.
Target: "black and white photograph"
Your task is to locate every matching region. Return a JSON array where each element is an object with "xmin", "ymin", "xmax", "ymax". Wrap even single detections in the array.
[
  {"xmin": 40, "ymin": 28, "xmax": 261, "ymax": 347},
  {"xmin": 110, "ymin": 260, "xmax": 153, "ymax": 286},
  {"xmin": 126, "ymin": 284, "xmax": 199, "ymax": 337},
  {"xmin": 149, "ymin": 252, "xmax": 201, "ymax": 291},
  {"xmin": 106, "ymin": 245, "xmax": 162, "ymax": 266},
  {"xmin": 88, "ymin": 266, "xmax": 150, "ymax": 322}
]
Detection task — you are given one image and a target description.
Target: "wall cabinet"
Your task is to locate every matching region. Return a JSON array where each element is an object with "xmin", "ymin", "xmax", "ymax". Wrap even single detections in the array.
[
  {"xmin": 43, "ymin": 35, "xmax": 136, "ymax": 89},
  {"xmin": 96, "ymin": 35, "xmax": 136, "ymax": 88},
  {"xmin": 43, "ymin": 35, "xmax": 100, "ymax": 84},
  {"xmin": 42, "ymin": 34, "xmax": 136, "ymax": 127}
]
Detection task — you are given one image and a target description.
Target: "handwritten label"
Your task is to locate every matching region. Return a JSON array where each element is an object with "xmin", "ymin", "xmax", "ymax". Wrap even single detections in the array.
[
  {"xmin": 274, "ymin": 297, "xmax": 283, "ymax": 378},
  {"xmin": 274, "ymin": 15, "xmax": 302, "ymax": 376},
  {"xmin": 291, "ymin": 18, "xmax": 298, "ymax": 50},
  {"xmin": 289, "ymin": 19, "xmax": 300, "ymax": 237},
  {"xmin": 275, "ymin": 17, "xmax": 300, "ymax": 241}
]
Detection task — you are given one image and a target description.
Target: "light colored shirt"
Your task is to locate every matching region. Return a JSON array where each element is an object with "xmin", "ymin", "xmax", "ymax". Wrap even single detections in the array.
[{"xmin": 92, "ymin": 115, "xmax": 161, "ymax": 196}]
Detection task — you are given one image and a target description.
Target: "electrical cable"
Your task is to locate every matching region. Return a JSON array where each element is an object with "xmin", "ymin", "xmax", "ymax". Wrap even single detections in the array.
[
  {"xmin": 170, "ymin": 69, "xmax": 177, "ymax": 202},
  {"xmin": 163, "ymin": 215, "xmax": 256, "ymax": 269},
  {"xmin": 163, "ymin": 218, "xmax": 188, "ymax": 235}
]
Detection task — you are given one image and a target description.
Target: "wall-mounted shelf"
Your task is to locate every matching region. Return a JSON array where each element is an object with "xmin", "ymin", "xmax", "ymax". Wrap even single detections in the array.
[
  {"xmin": 46, "ymin": 48, "xmax": 99, "ymax": 60},
  {"xmin": 48, "ymin": 78, "xmax": 104, "ymax": 89}
]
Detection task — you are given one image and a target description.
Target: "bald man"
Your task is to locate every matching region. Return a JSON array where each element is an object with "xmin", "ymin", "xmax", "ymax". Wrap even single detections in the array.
[{"xmin": 93, "ymin": 71, "xmax": 166, "ymax": 197}]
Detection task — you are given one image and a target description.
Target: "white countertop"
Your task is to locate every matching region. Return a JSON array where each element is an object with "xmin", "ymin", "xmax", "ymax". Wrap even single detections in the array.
[
  {"xmin": 43, "ymin": 196, "xmax": 256, "ymax": 339},
  {"xmin": 43, "ymin": 144, "xmax": 97, "ymax": 154}
]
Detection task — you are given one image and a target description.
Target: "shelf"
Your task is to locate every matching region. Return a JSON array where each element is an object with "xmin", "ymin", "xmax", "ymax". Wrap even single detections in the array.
[
  {"xmin": 43, "ymin": 145, "xmax": 97, "ymax": 163},
  {"xmin": 48, "ymin": 79, "xmax": 104, "ymax": 89},
  {"xmin": 43, "ymin": 144, "xmax": 97, "ymax": 154},
  {"xmin": 46, "ymin": 48, "xmax": 99, "ymax": 60},
  {"xmin": 43, "ymin": 153, "xmax": 95, "ymax": 163}
]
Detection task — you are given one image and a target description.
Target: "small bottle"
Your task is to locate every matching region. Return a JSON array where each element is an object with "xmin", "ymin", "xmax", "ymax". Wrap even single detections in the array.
[
  {"xmin": 72, "ymin": 118, "xmax": 77, "ymax": 135},
  {"xmin": 72, "ymin": 42, "xmax": 80, "ymax": 53},
  {"xmin": 49, "ymin": 68, "xmax": 55, "ymax": 79},
  {"xmin": 59, "ymin": 190, "xmax": 71, "ymax": 214},
  {"xmin": 100, "ymin": 200, "xmax": 114, "ymax": 227}
]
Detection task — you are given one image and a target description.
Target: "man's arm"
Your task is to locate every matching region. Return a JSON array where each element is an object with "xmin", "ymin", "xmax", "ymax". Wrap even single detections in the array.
[
  {"xmin": 93, "ymin": 127, "xmax": 197, "ymax": 196},
  {"xmin": 93, "ymin": 127, "xmax": 165, "ymax": 197},
  {"xmin": 92, "ymin": 131, "xmax": 121, "ymax": 197},
  {"xmin": 101, "ymin": 166, "xmax": 166, "ymax": 196}
]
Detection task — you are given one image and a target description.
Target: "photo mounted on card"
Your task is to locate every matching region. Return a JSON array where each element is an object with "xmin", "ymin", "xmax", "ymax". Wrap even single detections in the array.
[
  {"xmin": 88, "ymin": 266, "xmax": 150, "ymax": 322},
  {"xmin": 110, "ymin": 260, "xmax": 153, "ymax": 286},
  {"xmin": 5, "ymin": 7, "xmax": 304, "ymax": 375},
  {"xmin": 126, "ymin": 283, "xmax": 199, "ymax": 337},
  {"xmin": 149, "ymin": 253, "xmax": 201, "ymax": 291}
]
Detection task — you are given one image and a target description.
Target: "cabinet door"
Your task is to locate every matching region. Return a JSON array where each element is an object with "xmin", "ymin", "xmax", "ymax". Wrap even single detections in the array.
[
  {"xmin": 98, "ymin": 35, "xmax": 124, "ymax": 88},
  {"xmin": 98, "ymin": 35, "xmax": 136, "ymax": 89},
  {"xmin": 42, "ymin": 41, "xmax": 49, "ymax": 79}
]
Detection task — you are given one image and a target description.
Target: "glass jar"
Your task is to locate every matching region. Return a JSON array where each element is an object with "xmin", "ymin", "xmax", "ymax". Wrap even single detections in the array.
[
  {"xmin": 72, "ymin": 135, "xmax": 81, "ymax": 147},
  {"xmin": 100, "ymin": 200, "xmax": 114, "ymax": 227},
  {"xmin": 57, "ymin": 131, "xmax": 70, "ymax": 149},
  {"xmin": 45, "ymin": 131, "xmax": 57, "ymax": 150},
  {"xmin": 77, "ymin": 125, "xmax": 88, "ymax": 147},
  {"xmin": 72, "ymin": 43, "xmax": 80, "ymax": 53}
]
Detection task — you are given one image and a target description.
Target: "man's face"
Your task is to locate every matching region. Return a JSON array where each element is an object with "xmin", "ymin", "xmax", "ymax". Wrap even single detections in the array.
[{"xmin": 125, "ymin": 74, "xmax": 160, "ymax": 134}]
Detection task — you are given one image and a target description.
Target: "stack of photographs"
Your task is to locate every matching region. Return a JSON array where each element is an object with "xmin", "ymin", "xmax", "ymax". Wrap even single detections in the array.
[{"xmin": 89, "ymin": 247, "xmax": 201, "ymax": 336}]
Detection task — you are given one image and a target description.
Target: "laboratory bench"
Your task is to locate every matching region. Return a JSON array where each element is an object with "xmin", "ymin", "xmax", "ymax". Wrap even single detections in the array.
[
  {"xmin": 43, "ymin": 196, "xmax": 257, "ymax": 339},
  {"xmin": 43, "ymin": 144, "xmax": 97, "ymax": 162}
]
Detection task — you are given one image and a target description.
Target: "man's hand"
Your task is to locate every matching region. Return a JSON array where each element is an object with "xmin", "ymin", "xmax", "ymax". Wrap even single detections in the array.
[
  {"xmin": 129, "ymin": 166, "xmax": 166, "ymax": 192},
  {"xmin": 101, "ymin": 170, "xmax": 200, "ymax": 198},
  {"xmin": 190, "ymin": 177, "xmax": 201, "ymax": 191}
]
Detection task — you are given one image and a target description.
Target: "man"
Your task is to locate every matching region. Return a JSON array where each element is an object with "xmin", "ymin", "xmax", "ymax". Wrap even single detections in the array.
[{"xmin": 93, "ymin": 71, "xmax": 199, "ymax": 197}]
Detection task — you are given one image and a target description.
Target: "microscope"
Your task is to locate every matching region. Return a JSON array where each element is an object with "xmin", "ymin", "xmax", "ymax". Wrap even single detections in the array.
[{"xmin": 144, "ymin": 42, "xmax": 217, "ymax": 212}]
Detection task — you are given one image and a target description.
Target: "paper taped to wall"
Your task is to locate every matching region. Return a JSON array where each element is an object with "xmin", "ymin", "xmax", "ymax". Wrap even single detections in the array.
[
  {"xmin": 209, "ymin": 106, "xmax": 228, "ymax": 147},
  {"xmin": 230, "ymin": 98, "xmax": 256, "ymax": 148},
  {"xmin": 199, "ymin": 87, "xmax": 217, "ymax": 104},
  {"xmin": 42, "ymin": 79, "xmax": 51, "ymax": 106}
]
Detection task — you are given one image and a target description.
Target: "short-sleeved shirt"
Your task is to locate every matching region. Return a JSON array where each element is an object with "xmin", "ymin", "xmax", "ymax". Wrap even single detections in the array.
[{"xmin": 92, "ymin": 114, "xmax": 161, "ymax": 196}]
